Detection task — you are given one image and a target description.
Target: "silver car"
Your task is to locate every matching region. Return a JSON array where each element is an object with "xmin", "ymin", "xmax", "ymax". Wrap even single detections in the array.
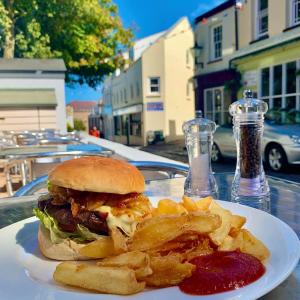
[{"xmin": 212, "ymin": 120, "xmax": 300, "ymax": 172}]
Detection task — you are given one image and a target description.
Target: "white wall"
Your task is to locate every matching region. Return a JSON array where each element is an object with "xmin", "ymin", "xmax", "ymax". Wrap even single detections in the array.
[{"xmin": 0, "ymin": 78, "xmax": 66, "ymax": 132}]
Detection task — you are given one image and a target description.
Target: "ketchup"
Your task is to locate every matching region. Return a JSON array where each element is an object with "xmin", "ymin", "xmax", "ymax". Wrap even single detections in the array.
[{"xmin": 179, "ymin": 251, "xmax": 265, "ymax": 295}]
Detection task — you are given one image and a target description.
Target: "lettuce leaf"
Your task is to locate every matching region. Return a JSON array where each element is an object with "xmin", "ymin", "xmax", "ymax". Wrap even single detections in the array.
[{"xmin": 33, "ymin": 208, "xmax": 104, "ymax": 244}]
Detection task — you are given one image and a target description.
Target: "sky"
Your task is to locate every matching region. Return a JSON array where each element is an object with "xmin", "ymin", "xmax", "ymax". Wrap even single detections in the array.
[{"xmin": 65, "ymin": 0, "xmax": 226, "ymax": 104}]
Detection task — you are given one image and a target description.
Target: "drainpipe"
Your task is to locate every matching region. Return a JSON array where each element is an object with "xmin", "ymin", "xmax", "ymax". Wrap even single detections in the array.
[{"xmin": 234, "ymin": 4, "xmax": 239, "ymax": 51}]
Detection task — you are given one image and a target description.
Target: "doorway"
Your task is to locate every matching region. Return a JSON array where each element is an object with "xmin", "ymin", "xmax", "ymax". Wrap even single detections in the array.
[{"xmin": 204, "ymin": 86, "xmax": 224, "ymax": 124}]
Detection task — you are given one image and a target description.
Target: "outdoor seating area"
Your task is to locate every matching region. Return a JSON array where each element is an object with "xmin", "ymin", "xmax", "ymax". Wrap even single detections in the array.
[{"xmin": 0, "ymin": 130, "xmax": 115, "ymax": 197}]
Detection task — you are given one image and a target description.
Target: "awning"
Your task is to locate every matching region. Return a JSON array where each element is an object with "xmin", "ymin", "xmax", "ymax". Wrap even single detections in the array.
[
  {"xmin": 0, "ymin": 89, "xmax": 57, "ymax": 108},
  {"xmin": 113, "ymin": 104, "xmax": 143, "ymax": 116}
]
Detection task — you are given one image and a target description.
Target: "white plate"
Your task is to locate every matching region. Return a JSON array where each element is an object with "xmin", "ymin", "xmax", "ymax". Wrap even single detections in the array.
[{"xmin": 0, "ymin": 199, "xmax": 299, "ymax": 300}]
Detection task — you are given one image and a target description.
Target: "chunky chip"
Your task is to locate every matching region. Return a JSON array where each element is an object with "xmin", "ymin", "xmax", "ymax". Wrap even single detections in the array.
[
  {"xmin": 97, "ymin": 251, "xmax": 152, "ymax": 279},
  {"xmin": 53, "ymin": 262, "xmax": 145, "ymax": 295},
  {"xmin": 142, "ymin": 254, "xmax": 195, "ymax": 287},
  {"xmin": 128, "ymin": 212, "xmax": 221, "ymax": 251}
]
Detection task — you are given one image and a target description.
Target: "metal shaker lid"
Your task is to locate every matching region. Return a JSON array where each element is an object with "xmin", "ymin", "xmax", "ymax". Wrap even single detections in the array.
[{"xmin": 229, "ymin": 90, "xmax": 268, "ymax": 116}]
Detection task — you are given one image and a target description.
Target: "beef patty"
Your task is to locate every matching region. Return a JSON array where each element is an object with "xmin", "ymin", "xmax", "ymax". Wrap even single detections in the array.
[{"xmin": 38, "ymin": 197, "xmax": 109, "ymax": 235}]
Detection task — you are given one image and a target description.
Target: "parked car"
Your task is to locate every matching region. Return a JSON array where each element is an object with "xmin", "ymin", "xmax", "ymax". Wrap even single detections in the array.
[{"xmin": 212, "ymin": 116, "xmax": 300, "ymax": 172}]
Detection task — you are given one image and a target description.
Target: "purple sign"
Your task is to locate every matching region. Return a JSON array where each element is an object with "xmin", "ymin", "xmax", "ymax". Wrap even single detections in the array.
[{"xmin": 147, "ymin": 102, "xmax": 164, "ymax": 111}]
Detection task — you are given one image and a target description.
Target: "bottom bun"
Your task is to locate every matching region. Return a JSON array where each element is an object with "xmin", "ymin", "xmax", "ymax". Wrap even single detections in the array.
[{"xmin": 38, "ymin": 224, "xmax": 94, "ymax": 261}]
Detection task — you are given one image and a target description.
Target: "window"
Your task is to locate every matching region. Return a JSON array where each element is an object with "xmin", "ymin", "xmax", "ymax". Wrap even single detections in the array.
[
  {"xmin": 114, "ymin": 116, "xmax": 122, "ymax": 135},
  {"xmin": 256, "ymin": 0, "xmax": 268, "ymax": 38},
  {"xmin": 136, "ymin": 82, "xmax": 140, "ymax": 98},
  {"xmin": 204, "ymin": 87, "xmax": 224, "ymax": 125},
  {"xmin": 290, "ymin": 0, "xmax": 300, "ymax": 26},
  {"xmin": 211, "ymin": 25, "xmax": 222, "ymax": 60},
  {"xmin": 149, "ymin": 77, "xmax": 160, "ymax": 94},
  {"xmin": 124, "ymin": 88, "xmax": 127, "ymax": 103},
  {"xmin": 259, "ymin": 60, "xmax": 300, "ymax": 124},
  {"xmin": 130, "ymin": 84, "xmax": 134, "ymax": 99},
  {"xmin": 130, "ymin": 113, "xmax": 142, "ymax": 136}
]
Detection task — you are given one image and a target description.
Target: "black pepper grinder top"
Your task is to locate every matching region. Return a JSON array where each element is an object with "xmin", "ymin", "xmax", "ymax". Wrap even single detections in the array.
[{"xmin": 229, "ymin": 90, "xmax": 270, "ymax": 209}]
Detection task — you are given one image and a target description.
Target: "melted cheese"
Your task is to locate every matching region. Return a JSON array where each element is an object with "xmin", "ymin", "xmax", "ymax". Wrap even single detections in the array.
[{"xmin": 95, "ymin": 206, "xmax": 138, "ymax": 237}]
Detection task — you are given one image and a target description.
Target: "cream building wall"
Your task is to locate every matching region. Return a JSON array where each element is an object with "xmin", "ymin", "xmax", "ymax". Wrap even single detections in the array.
[
  {"xmin": 238, "ymin": 0, "xmax": 290, "ymax": 47},
  {"xmin": 194, "ymin": 5, "xmax": 236, "ymax": 76},
  {"xmin": 141, "ymin": 29, "xmax": 166, "ymax": 145},
  {"xmin": 105, "ymin": 17, "xmax": 194, "ymax": 146},
  {"xmin": 163, "ymin": 17, "xmax": 195, "ymax": 139}
]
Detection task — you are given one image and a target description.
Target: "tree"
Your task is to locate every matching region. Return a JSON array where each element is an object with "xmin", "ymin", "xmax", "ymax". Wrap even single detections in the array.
[
  {"xmin": 0, "ymin": 0, "xmax": 133, "ymax": 87},
  {"xmin": 73, "ymin": 118, "xmax": 86, "ymax": 131}
]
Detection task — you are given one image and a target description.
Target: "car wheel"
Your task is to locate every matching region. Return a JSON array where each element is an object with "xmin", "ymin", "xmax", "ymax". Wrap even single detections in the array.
[
  {"xmin": 266, "ymin": 145, "xmax": 287, "ymax": 172},
  {"xmin": 211, "ymin": 143, "xmax": 222, "ymax": 162}
]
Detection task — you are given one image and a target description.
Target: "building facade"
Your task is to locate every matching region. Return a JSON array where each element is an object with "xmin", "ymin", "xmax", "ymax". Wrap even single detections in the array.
[
  {"xmin": 102, "ymin": 17, "xmax": 195, "ymax": 146},
  {"xmin": 67, "ymin": 101, "xmax": 97, "ymax": 132},
  {"xmin": 0, "ymin": 59, "xmax": 66, "ymax": 132},
  {"xmin": 194, "ymin": 0, "xmax": 238, "ymax": 125},
  {"xmin": 194, "ymin": 0, "xmax": 300, "ymax": 124},
  {"xmin": 231, "ymin": 0, "xmax": 300, "ymax": 123}
]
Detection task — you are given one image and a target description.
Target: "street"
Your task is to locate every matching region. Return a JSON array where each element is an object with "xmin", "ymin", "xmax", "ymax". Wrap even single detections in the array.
[{"xmin": 141, "ymin": 140, "xmax": 300, "ymax": 183}]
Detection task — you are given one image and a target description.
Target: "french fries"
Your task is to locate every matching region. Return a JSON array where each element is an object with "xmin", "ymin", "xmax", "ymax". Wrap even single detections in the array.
[
  {"xmin": 208, "ymin": 200, "xmax": 233, "ymax": 245},
  {"xmin": 143, "ymin": 254, "xmax": 195, "ymax": 287},
  {"xmin": 97, "ymin": 251, "xmax": 152, "ymax": 279},
  {"xmin": 52, "ymin": 195, "xmax": 270, "ymax": 295},
  {"xmin": 53, "ymin": 262, "xmax": 145, "ymax": 295},
  {"xmin": 219, "ymin": 229, "xmax": 270, "ymax": 261},
  {"xmin": 79, "ymin": 236, "xmax": 115, "ymax": 258},
  {"xmin": 128, "ymin": 212, "xmax": 221, "ymax": 251}
]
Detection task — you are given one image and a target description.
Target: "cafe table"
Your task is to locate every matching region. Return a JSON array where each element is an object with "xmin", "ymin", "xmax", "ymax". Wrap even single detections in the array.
[{"xmin": 0, "ymin": 173, "xmax": 299, "ymax": 299}]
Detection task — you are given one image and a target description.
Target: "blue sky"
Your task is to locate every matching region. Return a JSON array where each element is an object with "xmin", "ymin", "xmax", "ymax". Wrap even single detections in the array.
[{"xmin": 65, "ymin": 0, "xmax": 226, "ymax": 103}]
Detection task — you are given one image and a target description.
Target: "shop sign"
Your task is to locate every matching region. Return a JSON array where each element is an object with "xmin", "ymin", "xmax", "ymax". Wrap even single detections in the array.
[
  {"xmin": 147, "ymin": 102, "xmax": 164, "ymax": 111},
  {"xmin": 243, "ymin": 70, "xmax": 258, "ymax": 87}
]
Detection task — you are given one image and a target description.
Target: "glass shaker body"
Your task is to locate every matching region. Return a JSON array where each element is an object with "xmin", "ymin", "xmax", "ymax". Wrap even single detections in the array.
[
  {"xmin": 230, "ymin": 90, "xmax": 270, "ymax": 210},
  {"xmin": 182, "ymin": 116, "xmax": 218, "ymax": 198}
]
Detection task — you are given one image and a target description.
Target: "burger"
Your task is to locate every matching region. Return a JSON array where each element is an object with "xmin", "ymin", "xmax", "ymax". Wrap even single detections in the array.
[{"xmin": 34, "ymin": 157, "xmax": 152, "ymax": 260}]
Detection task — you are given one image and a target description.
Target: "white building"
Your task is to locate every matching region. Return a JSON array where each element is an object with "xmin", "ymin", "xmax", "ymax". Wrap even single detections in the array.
[{"xmin": 0, "ymin": 59, "xmax": 67, "ymax": 132}]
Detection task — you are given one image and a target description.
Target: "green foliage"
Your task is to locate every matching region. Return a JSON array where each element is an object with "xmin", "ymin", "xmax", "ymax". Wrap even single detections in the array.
[
  {"xmin": 66, "ymin": 122, "xmax": 74, "ymax": 132},
  {"xmin": 224, "ymin": 70, "xmax": 242, "ymax": 94},
  {"xmin": 0, "ymin": 0, "xmax": 133, "ymax": 87},
  {"xmin": 73, "ymin": 118, "xmax": 86, "ymax": 131}
]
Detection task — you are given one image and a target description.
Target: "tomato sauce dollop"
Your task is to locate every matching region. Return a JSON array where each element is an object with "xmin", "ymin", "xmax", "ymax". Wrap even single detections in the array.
[{"xmin": 179, "ymin": 251, "xmax": 265, "ymax": 295}]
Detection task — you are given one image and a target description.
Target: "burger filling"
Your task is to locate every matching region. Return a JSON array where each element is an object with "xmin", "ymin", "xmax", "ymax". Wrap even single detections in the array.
[{"xmin": 34, "ymin": 184, "xmax": 152, "ymax": 243}]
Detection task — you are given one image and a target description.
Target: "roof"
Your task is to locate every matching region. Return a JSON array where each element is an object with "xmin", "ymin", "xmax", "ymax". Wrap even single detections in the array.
[
  {"xmin": 67, "ymin": 101, "xmax": 97, "ymax": 112},
  {"xmin": 0, "ymin": 89, "xmax": 57, "ymax": 108},
  {"xmin": 0, "ymin": 59, "xmax": 66, "ymax": 72},
  {"xmin": 195, "ymin": 0, "xmax": 235, "ymax": 24}
]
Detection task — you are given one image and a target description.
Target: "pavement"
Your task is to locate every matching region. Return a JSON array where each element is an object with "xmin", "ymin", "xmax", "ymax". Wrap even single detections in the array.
[{"xmin": 141, "ymin": 139, "xmax": 300, "ymax": 183}]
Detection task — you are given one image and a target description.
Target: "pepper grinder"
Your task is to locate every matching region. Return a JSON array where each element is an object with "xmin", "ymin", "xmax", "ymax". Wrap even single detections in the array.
[
  {"xmin": 229, "ymin": 90, "xmax": 270, "ymax": 209},
  {"xmin": 182, "ymin": 112, "xmax": 218, "ymax": 198}
]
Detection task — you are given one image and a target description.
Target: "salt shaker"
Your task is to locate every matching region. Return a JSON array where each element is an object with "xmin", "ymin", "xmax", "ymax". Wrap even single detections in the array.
[
  {"xmin": 182, "ymin": 113, "xmax": 218, "ymax": 198},
  {"xmin": 229, "ymin": 90, "xmax": 270, "ymax": 209}
]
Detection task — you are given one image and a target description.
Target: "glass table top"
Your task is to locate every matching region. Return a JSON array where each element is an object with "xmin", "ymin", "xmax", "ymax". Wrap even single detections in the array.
[{"xmin": 0, "ymin": 173, "xmax": 299, "ymax": 299}]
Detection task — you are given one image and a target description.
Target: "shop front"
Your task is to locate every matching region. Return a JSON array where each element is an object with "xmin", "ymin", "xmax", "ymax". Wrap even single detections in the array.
[
  {"xmin": 231, "ymin": 39, "xmax": 300, "ymax": 125},
  {"xmin": 113, "ymin": 104, "xmax": 143, "ymax": 145},
  {"xmin": 195, "ymin": 69, "xmax": 238, "ymax": 125}
]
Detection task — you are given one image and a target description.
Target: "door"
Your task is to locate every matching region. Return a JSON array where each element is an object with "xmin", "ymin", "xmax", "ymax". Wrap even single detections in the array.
[{"xmin": 204, "ymin": 87, "xmax": 224, "ymax": 125}]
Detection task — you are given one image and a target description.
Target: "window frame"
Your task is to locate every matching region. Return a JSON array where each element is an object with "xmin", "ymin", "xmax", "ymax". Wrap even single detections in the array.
[
  {"xmin": 204, "ymin": 86, "xmax": 225, "ymax": 125},
  {"xmin": 258, "ymin": 60, "xmax": 300, "ymax": 111},
  {"xmin": 290, "ymin": 0, "xmax": 300, "ymax": 26},
  {"xmin": 148, "ymin": 77, "xmax": 160, "ymax": 95},
  {"xmin": 255, "ymin": 0, "xmax": 268, "ymax": 39},
  {"xmin": 210, "ymin": 24, "xmax": 223, "ymax": 60}
]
